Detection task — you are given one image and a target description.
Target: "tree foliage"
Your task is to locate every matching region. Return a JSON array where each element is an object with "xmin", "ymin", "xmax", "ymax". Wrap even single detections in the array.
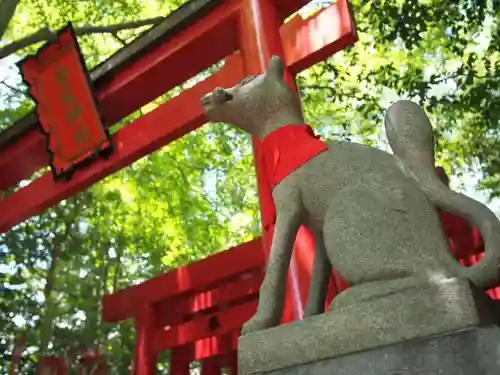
[{"xmin": 0, "ymin": 0, "xmax": 498, "ymax": 373}]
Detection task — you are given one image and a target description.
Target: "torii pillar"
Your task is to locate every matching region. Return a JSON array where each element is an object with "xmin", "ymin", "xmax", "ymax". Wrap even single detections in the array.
[{"xmin": 239, "ymin": 0, "xmax": 356, "ymax": 322}]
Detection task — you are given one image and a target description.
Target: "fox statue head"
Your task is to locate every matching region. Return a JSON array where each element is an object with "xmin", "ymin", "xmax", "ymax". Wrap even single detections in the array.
[{"xmin": 201, "ymin": 56, "xmax": 303, "ymax": 139}]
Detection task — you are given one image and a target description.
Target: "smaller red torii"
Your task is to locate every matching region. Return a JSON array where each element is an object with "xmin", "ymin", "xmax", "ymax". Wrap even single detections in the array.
[{"xmin": 102, "ymin": 239, "xmax": 265, "ymax": 375}]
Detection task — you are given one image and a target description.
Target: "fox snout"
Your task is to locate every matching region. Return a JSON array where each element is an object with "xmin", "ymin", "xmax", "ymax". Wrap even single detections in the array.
[
  {"xmin": 201, "ymin": 87, "xmax": 233, "ymax": 107},
  {"xmin": 212, "ymin": 87, "xmax": 233, "ymax": 104},
  {"xmin": 200, "ymin": 92, "xmax": 212, "ymax": 106}
]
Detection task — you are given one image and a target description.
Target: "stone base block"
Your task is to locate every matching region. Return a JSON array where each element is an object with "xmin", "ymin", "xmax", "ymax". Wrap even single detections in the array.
[
  {"xmin": 264, "ymin": 326, "xmax": 500, "ymax": 375},
  {"xmin": 238, "ymin": 278, "xmax": 500, "ymax": 375}
]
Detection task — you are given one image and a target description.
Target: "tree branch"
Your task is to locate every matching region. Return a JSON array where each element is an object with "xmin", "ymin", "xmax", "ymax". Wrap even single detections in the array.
[
  {"xmin": 0, "ymin": 16, "xmax": 165, "ymax": 59},
  {"xmin": 111, "ymin": 32, "xmax": 127, "ymax": 45},
  {"xmin": 0, "ymin": 0, "xmax": 21, "ymax": 41},
  {"xmin": 1, "ymin": 79, "xmax": 27, "ymax": 96}
]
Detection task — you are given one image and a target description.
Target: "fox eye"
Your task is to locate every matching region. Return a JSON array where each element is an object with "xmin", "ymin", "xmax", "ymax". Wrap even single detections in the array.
[{"xmin": 239, "ymin": 75, "xmax": 257, "ymax": 86}]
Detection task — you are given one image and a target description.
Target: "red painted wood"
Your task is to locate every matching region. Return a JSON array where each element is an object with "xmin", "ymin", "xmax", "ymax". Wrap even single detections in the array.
[
  {"xmin": 0, "ymin": 129, "xmax": 49, "ymax": 190},
  {"xmin": 102, "ymin": 239, "xmax": 264, "ymax": 322},
  {"xmin": 0, "ymin": 0, "xmax": 313, "ymax": 192},
  {"xmin": 238, "ymin": 0, "xmax": 312, "ymax": 323},
  {"xmin": 170, "ymin": 344, "xmax": 193, "ymax": 375},
  {"xmin": 19, "ymin": 25, "xmax": 112, "ymax": 180},
  {"xmin": 201, "ymin": 357, "xmax": 221, "ymax": 375},
  {"xmin": 192, "ymin": 331, "xmax": 238, "ymax": 362},
  {"xmin": 227, "ymin": 352, "xmax": 238, "ymax": 375},
  {"xmin": 36, "ymin": 356, "xmax": 68, "ymax": 375},
  {"xmin": 0, "ymin": 2, "xmax": 240, "ymax": 190},
  {"xmin": 95, "ymin": 2, "xmax": 240, "ymax": 126},
  {"xmin": 0, "ymin": 53, "xmax": 245, "ymax": 234},
  {"xmin": 155, "ymin": 268, "xmax": 264, "ymax": 327},
  {"xmin": 229, "ymin": 353, "xmax": 238, "ymax": 375},
  {"xmin": 0, "ymin": 2, "xmax": 358, "ymax": 235},
  {"xmin": 9, "ymin": 333, "xmax": 26, "ymax": 375},
  {"xmin": 153, "ymin": 300, "xmax": 257, "ymax": 352},
  {"xmin": 133, "ymin": 305, "xmax": 158, "ymax": 375},
  {"xmin": 281, "ymin": 0, "xmax": 358, "ymax": 75},
  {"xmin": 77, "ymin": 349, "xmax": 109, "ymax": 375},
  {"xmin": 209, "ymin": 350, "xmax": 239, "ymax": 374},
  {"xmin": 273, "ymin": 0, "xmax": 310, "ymax": 18},
  {"xmin": 237, "ymin": 1, "xmax": 359, "ymax": 322}
]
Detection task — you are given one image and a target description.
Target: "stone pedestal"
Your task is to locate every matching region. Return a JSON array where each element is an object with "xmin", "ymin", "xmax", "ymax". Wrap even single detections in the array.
[{"xmin": 238, "ymin": 278, "xmax": 500, "ymax": 375}]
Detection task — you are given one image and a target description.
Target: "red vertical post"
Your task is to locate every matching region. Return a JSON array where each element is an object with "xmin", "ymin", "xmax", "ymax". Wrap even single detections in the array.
[
  {"xmin": 201, "ymin": 357, "xmax": 221, "ymax": 375},
  {"xmin": 36, "ymin": 356, "xmax": 68, "ymax": 375},
  {"xmin": 227, "ymin": 352, "xmax": 238, "ymax": 375},
  {"xmin": 133, "ymin": 305, "xmax": 158, "ymax": 375},
  {"xmin": 9, "ymin": 333, "xmax": 26, "ymax": 375},
  {"xmin": 170, "ymin": 345, "xmax": 192, "ymax": 375},
  {"xmin": 238, "ymin": 0, "xmax": 315, "ymax": 322}
]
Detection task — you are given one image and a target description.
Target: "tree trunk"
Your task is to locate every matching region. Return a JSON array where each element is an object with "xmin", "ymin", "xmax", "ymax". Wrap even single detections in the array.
[
  {"xmin": 111, "ymin": 237, "xmax": 124, "ymax": 293},
  {"xmin": 84, "ymin": 242, "xmax": 109, "ymax": 347},
  {"xmin": 39, "ymin": 246, "xmax": 60, "ymax": 354}
]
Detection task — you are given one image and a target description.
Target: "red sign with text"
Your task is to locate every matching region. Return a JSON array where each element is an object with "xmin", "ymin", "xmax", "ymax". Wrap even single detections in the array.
[{"xmin": 19, "ymin": 23, "xmax": 112, "ymax": 181}]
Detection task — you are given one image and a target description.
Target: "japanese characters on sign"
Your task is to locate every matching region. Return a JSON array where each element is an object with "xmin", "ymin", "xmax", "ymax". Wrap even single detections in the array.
[{"xmin": 18, "ymin": 23, "xmax": 112, "ymax": 181}]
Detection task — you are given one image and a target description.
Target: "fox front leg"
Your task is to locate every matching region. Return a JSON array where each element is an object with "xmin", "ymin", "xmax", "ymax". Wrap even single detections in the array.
[
  {"xmin": 242, "ymin": 185, "xmax": 303, "ymax": 334},
  {"xmin": 303, "ymin": 233, "xmax": 331, "ymax": 318}
]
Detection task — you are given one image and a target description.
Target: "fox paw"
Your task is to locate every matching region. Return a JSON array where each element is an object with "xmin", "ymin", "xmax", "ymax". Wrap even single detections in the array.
[{"xmin": 241, "ymin": 313, "xmax": 278, "ymax": 335}]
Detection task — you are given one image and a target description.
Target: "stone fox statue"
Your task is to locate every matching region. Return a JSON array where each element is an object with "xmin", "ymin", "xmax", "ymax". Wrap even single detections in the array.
[{"xmin": 200, "ymin": 55, "xmax": 500, "ymax": 335}]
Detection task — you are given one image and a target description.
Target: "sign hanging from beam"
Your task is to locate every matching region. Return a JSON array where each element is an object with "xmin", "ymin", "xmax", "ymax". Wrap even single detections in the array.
[
  {"xmin": 18, "ymin": 23, "xmax": 113, "ymax": 181},
  {"xmin": 0, "ymin": 0, "xmax": 356, "ymax": 233}
]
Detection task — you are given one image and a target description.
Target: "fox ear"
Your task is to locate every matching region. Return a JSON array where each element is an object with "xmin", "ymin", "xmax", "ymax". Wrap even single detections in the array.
[{"xmin": 266, "ymin": 55, "xmax": 285, "ymax": 81}]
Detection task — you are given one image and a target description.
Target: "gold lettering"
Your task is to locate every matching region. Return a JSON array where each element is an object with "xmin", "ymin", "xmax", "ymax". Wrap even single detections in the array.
[
  {"xmin": 67, "ymin": 104, "xmax": 82, "ymax": 124},
  {"xmin": 53, "ymin": 63, "xmax": 97, "ymax": 151},
  {"xmin": 75, "ymin": 127, "xmax": 91, "ymax": 145},
  {"xmin": 55, "ymin": 65, "xmax": 68, "ymax": 86}
]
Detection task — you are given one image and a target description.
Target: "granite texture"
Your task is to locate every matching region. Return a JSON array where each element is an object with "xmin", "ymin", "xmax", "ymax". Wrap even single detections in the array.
[
  {"xmin": 201, "ymin": 56, "xmax": 500, "ymax": 335},
  {"xmin": 264, "ymin": 325, "xmax": 500, "ymax": 375},
  {"xmin": 238, "ymin": 278, "xmax": 500, "ymax": 375}
]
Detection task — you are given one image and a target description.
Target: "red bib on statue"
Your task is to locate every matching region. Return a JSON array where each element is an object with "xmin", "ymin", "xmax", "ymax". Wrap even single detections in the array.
[{"xmin": 260, "ymin": 124, "xmax": 328, "ymax": 229}]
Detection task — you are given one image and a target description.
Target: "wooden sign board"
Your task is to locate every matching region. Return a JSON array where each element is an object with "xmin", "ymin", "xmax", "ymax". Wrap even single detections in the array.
[{"xmin": 18, "ymin": 23, "xmax": 112, "ymax": 181}]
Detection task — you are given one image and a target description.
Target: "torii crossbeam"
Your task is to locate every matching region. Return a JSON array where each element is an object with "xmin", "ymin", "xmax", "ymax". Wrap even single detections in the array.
[{"xmin": 0, "ymin": 0, "xmax": 356, "ymax": 233}]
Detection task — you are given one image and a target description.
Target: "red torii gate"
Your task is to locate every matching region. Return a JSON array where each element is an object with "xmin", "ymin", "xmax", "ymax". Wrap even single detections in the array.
[{"xmin": 1, "ymin": 0, "xmax": 357, "ymax": 373}]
